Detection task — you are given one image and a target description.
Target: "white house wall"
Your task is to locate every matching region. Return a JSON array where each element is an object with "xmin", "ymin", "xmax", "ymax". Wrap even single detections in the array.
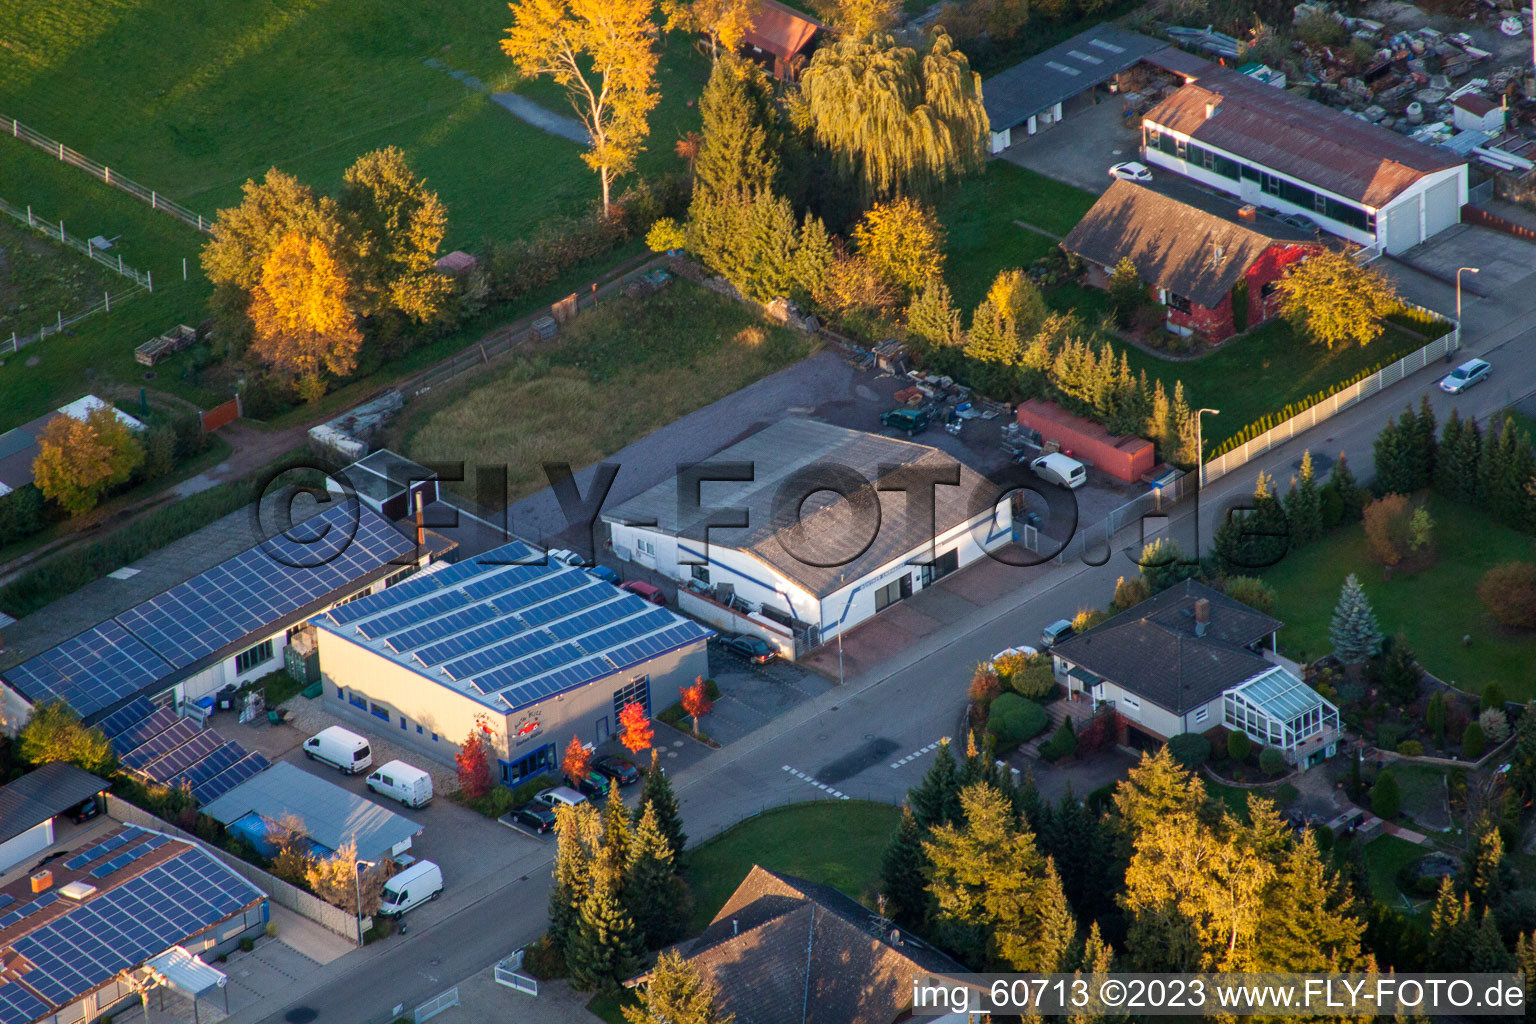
[
  {"xmin": 610, "ymin": 522, "xmax": 821, "ymax": 625},
  {"xmin": 0, "ymin": 819, "xmax": 53, "ymax": 873}
]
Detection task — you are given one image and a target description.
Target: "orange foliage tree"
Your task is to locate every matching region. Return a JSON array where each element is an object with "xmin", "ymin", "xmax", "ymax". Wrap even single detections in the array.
[
  {"xmin": 563, "ymin": 733, "xmax": 593, "ymax": 782},
  {"xmin": 679, "ymin": 676, "xmax": 714, "ymax": 736},
  {"xmin": 248, "ymin": 231, "xmax": 363, "ymax": 402},
  {"xmin": 31, "ymin": 406, "xmax": 144, "ymax": 515},
  {"xmin": 618, "ymin": 701, "xmax": 654, "ymax": 754},
  {"xmin": 456, "ymin": 724, "xmax": 493, "ymax": 798}
]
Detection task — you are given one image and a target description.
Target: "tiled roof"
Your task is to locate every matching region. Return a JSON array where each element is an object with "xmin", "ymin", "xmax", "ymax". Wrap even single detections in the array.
[
  {"xmin": 743, "ymin": 0, "xmax": 820, "ymax": 61},
  {"xmin": 1052, "ymin": 579, "xmax": 1282, "ymax": 713},
  {"xmin": 1143, "ymin": 66, "xmax": 1462, "ymax": 207},
  {"xmin": 660, "ymin": 866, "xmax": 965, "ymax": 1024},
  {"xmin": 1063, "ymin": 178, "xmax": 1319, "ymax": 307}
]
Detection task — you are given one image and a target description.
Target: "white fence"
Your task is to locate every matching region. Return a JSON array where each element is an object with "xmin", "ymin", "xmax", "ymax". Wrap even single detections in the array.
[
  {"xmin": 3, "ymin": 115, "xmax": 212, "ymax": 233},
  {"xmin": 1, "ymin": 289, "xmax": 141, "ymax": 356},
  {"xmin": 495, "ymin": 950, "xmax": 539, "ymax": 996},
  {"xmin": 1203, "ymin": 311, "xmax": 1460, "ymax": 485},
  {"xmin": 0, "ymin": 196, "xmax": 153, "ymax": 287},
  {"xmin": 1048, "ymin": 470, "xmax": 1192, "ymax": 566},
  {"xmin": 415, "ymin": 985, "xmax": 461, "ymax": 1022}
]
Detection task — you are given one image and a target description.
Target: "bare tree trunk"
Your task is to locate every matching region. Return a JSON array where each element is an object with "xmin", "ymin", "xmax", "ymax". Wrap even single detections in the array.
[{"xmin": 601, "ymin": 167, "xmax": 612, "ymax": 218}]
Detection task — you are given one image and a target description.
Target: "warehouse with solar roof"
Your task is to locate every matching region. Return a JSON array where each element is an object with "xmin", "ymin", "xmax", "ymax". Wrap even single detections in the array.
[{"xmin": 312, "ymin": 540, "xmax": 713, "ymax": 785}]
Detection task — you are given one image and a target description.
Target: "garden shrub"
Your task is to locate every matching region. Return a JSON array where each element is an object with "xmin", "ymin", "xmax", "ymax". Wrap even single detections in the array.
[
  {"xmin": 1259, "ymin": 747, "xmax": 1286, "ymax": 776},
  {"xmin": 1463, "ymin": 720, "xmax": 1487, "ymax": 760},
  {"xmin": 1228, "ymin": 731, "xmax": 1252, "ymax": 762},
  {"xmin": 1479, "ymin": 708, "xmax": 1509, "ymax": 744},
  {"xmin": 1476, "ymin": 563, "xmax": 1536, "ymax": 629},
  {"xmin": 1006, "ymin": 655, "xmax": 1057, "ymax": 699},
  {"xmin": 1040, "ymin": 716, "xmax": 1078, "ymax": 762},
  {"xmin": 987, "ymin": 694, "xmax": 1048, "ymax": 749},
  {"xmin": 1371, "ymin": 770, "xmax": 1400, "ymax": 819},
  {"xmin": 1166, "ymin": 733, "xmax": 1211, "ymax": 769},
  {"xmin": 1376, "ymin": 722, "xmax": 1406, "ymax": 752},
  {"xmin": 1395, "ymin": 740, "xmax": 1424, "ymax": 756},
  {"xmin": 1481, "ymin": 682, "xmax": 1506, "ymax": 713}
]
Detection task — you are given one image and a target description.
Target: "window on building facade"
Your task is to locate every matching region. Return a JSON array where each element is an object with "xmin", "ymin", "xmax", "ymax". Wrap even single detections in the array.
[
  {"xmin": 1166, "ymin": 292, "xmax": 1192, "ymax": 314},
  {"xmin": 370, "ymin": 701, "xmax": 390, "ymax": 721},
  {"xmin": 384, "ymin": 567, "xmax": 414, "ymax": 588},
  {"xmin": 613, "ymin": 676, "xmax": 651, "ymax": 717},
  {"xmin": 235, "ymin": 639, "xmax": 274, "ymax": 675},
  {"xmin": 691, "ymin": 565, "xmax": 710, "ymax": 584}
]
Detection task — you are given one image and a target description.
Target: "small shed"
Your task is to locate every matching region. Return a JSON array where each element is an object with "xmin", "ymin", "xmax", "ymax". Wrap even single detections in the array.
[
  {"xmin": 740, "ymin": 0, "xmax": 823, "ymax": 80},
  {"xmin": 0, "ymin": 763, "xmax": 109, "ymax": 872},
  {"xmin": 434, "ymin": 250, "xmax": 478, "ymax": 276},
  {"xmin": 1452, "ymin": 93, "xmax": 1505, "ymax": 135}
]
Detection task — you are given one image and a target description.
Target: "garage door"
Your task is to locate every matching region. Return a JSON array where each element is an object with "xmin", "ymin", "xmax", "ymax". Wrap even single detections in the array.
[
  {"xmin": 1423, "ymin": 178, "xmax": 1460, "ymax": 239},
  {"xmin": 1385, "ymin": 199, "xmax": 1421, "ymax": 253}
]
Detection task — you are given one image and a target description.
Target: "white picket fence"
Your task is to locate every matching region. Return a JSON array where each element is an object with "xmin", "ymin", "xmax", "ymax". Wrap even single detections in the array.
[
  {"xmin": 495, "ymin": 949, "xmax": 539, "ymax": 996},
  {"xmin": 1203, "ymin": 307, "xmax": 1460, "ymax": 485},
  {"xmin": 414, "ymin": 985, "xmax": 459, "ymax": 1023}
]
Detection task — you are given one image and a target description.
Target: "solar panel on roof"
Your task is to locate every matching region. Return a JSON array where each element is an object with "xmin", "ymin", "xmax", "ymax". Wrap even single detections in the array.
[
  {"xmin": 544, "ymin": 594, "xmax": 649, "ymax": 640},
  {"xmin": 515, "ymin": 584, "xmax": 612, "ymax": 629},
  {"xmin": 440, "ymin": 629, "xmax": 561, "ymax": 682},
  {"xmin": 327, "ymin": 568, "xmax": 442, "ymax": 626},
  {"xmin": 109, "ymin": 707, "xmax": 178, "ymax": 755},
  {"xmin": 411, "ymin": 612, "xmax": 529, "ymax": 668},
  {"xmin": 603, "ymin": 623, "xmax": 712, "ymax": 671},
  {"xmin": 0, "ymin": 980, "xmax": 49, "ymax": 1024},
  {"xmin": 122, "ymin": 719, "xmax": 199, "ymax": 770},
  {"xmin": 144, "ymin": 730, "xmax": 228, "ymax": 783},
  {"xmin": 169, "ymin": 742, "xmax": 245, "ymax": 791},
  {"xmin": 2, "ymin": 622, "xmax": 172, "ymax": 720},
  {"xmin": 96, "ymin": 697, "xmax": 156, "ymax": 739},
  {"xmin": 574, "ymin": 607, "xmax": 676, "ymax": 654},
  {"xmin": 354, "ymin": 589, "xmax": 470, "ymax": 640},
  {"xmin": 497, "ymin": 656, "xmax": 615, "ymax": 709},
  {"xmin": 459, "ymin": 563, "xmax": 548, "ymax": 601},
  {"xmin": 383, "ymin": 603, "xmax": 501, "ymax": 654},
  {"xmin": 63, "ymin": 829, "xmax": 144, "ymax": 872},
  {"xmin": 190, "ymin": 752, "xmax": 269, "ymax": 804}
]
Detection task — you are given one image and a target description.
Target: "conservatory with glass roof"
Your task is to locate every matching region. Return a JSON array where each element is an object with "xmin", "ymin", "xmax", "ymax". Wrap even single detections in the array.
[{"xmin": 1222, "ymin": 665, "xmax": 1340, "ymax": 768}]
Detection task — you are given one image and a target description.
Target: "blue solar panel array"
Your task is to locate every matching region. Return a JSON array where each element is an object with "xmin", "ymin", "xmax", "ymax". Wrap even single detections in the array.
[
  {"xmin": 317, "ymin": 539, "xmax": 713, "ymax": 713},
  {"xmin": 143, "ymin": 731, "xmax": 227, "ymax": 784},
  {"xmin": 89, "ymin": 834, "xmax": 172, "ymax": 879},
  {"xmin": 1, "ymin": 501, "xmax": 417, "ymax": 720},
  {"xmin": 97, "ymin": 697, "xmax": 156, "ymax": 740},
  {"xmin": 190, "ymin": 752, "xmax": 270, "ymax": 805},
  {"xmin": 108, "ymin": 707, "xmax": 178, "ymax": 755},
  {"xmin": 105, "ymin": 695, "xmax": 271, "ymax": 801},
  {"xmin": 5, "ymin": 846, "xmax": 263, "ymax": 1016},
  {"xmin": 0, "ymin": 980, "xmax": 47, "ymax": 1024},
  {"xmin": 0, "ymin": 892, "xmax": 58, "ymax": 932},
  {"xmin": 63, "ymin": 829, "xmax": 146, "ymax": 872},
  {"xmin": 121, "ymin": 719, "xmax": 198, "ymax": 771}
]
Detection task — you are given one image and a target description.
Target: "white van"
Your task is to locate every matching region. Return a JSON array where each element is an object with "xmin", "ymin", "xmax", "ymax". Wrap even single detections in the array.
[
  {"xmin": 378, "ymin": 860, "xmax": 443, "ymax": 918},
  {"xmin": 1030, "ymin": 453, "xmax": 1088, "ymax": 490},
  {"xmin": 303, "ymin": 726, "xmax": 373, "ymax": 775},
  {"xmin": 367, "ymin": 760, "xmax": 433, "ymax": 808}
]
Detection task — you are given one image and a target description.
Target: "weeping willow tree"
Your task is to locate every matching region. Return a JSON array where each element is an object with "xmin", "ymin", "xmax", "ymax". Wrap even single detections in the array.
[{"xmin": 798, "ymin": 29, "xmax": 988, "ymax": 202}]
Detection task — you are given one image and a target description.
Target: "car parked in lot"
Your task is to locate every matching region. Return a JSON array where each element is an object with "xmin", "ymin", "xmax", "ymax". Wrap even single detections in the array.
[
  {"xmin": 586, "ymin": 565, "xmax": 620, "ymax": 584},
  {"xmin": 547, "ymin": 548, "xmax": 587, "ymax": 568},
  {"xmin": 619, "ymin": 580, "xmax": 666, "ymax": 605},
  {"xmin": 721, "ymin": 634, "xmax": 777, "ymax": 664},
  {"xmin": 1108, "ymin": 161, "xmax": 1152, "ymax": 182},
  {"xmin": 880, "ymin": 407, "xmax": 929, "ymax": 436},
  {"xmin": 565, "ymin": 770, "xmax": 611, "ymax": 799},
  {"xmin": 1030, "ymin": 453, "xmax": 1087, "ymax": 490},
  {"xmin": 594, "ymin": 755, "xmax": 640, "ymax": 787},
  {"xmin": 532, "ymin": 785, "xmax": 587, "ymax": 810},
  {"xmin": 1439, "ymin": 358, "xmax": 1491, "ymax": 394},
  {"xmin": 505, "ymin": 805, "xmax": 558, "ymax": 834}
]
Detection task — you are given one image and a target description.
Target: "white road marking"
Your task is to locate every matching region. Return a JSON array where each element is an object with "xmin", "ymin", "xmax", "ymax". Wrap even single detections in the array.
[
  {"xmin": 781, "ymin": 764, "xmax": 849, "ymax": 800},
  {"xmin": 889, "ymin": 736, "xmax": 950, "ymax": 770}
]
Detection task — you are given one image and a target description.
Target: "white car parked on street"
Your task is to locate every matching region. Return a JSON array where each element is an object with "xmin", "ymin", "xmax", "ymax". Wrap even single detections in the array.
[{"xmin": 1108, "ymin": 161, "xmax": 1153, "ymax": 182}]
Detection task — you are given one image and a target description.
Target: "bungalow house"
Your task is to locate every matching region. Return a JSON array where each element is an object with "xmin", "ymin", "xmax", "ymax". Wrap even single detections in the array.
[
  {"xmin": 633, "ymin": 865, "xmax": 967, "ymax": 1024},
  {"xmin": 1050, "ymin": 580, "xmax": 1340, "ymax": 768},
  {"xmin": 740, "ymin": 0, "xmax": 823, "ymax": 80},
  {"xmin": 1062, "ymin": 178, "xmax": 1321, "ymax": 342}
]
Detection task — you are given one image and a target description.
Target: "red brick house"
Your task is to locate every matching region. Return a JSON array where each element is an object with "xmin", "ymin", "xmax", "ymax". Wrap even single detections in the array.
[{"xmin": 1062, "ymin": 179, "xmax": 1322, "ymax": 342}]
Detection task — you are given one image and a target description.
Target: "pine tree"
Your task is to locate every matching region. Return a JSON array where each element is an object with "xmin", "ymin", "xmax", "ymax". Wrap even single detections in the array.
[
  {"xmin": 622, "ymin": 949, "xmax": 734, "ymax": 1024},
  {"xmin": 910, "ymin": 739, "xmax": 962, "ymax": 830},
  {"xmin": 1464, "ymin": 817, "xmax": 1506, "ymax": 908},
  {"xmin": 1111, "ymin": 747, "xmax": 1205, "ymax": 855},
  {"xmin": 1469, "ymin": 908, "xmax": 1513, "ymax": 972},
  {"xmin": 1329, "ymin": 452, "xmax": 1366, "ymax": 522},
  {"xmin": 1213, "ymin": 471, "xmax": 1289, "ymax": 573},
  {"xmin": 601, "ymin": 784, "xmax": 634, "ymax": 886},
  {"xmin": 1373, "ymin": 411, "xmax": 1416, "ymax": 495},
  {"xmin": 1074, "ymin": 922, "xmax": 1120, "ymax": 1024},
  {"xmin": 740, "ymin": 191, "xmax": 799, "ymax": 302},
  {"xmin": 1477, "ymin": 416, "xmax": 1504, "ymax": 507},
  {"xmin": 551, "ymin": 803, "xmax": 602, "ymax": 957},
  {"xmin": 626, "ymin": 803, "xmax": 690, "ymax": 948},
  {"xmin": 1147, "ymin": 378, "xmax": 1174, "ymax": 459},
  {"xmin": 964, "ymin": 299, "xmax": 1022, "ymax": 365},
  {"xmin": 1030, "ymin": 857, "xmax": 1079, "ymax": 973},
  {"xmin": 790, "ymin": 212, "xmax": 834, "ymax": 304},
  {"xmin": 693, "ymin": 56, "xmax": 779, "ymax": 202},
  {"xmin": 1284, "ymin": 449, "xmax": 1323, "ymax": 547},
  {"xmin": 1450, "ymin": 414, "xmax": 1483, "ymax": 504},
  {"xmin": 1427, "ymin": 878, "xmax": 1474, "ymax": 970},
  {"xmin": 905, "ymin": 277, "xmax": 962, "ymax": 351},
  {"xmin": 567, "ymin": 872, "xmax": 645, "ymax": 994},
  {"xmin": 1412, "ymin": 395, "xmax": 1438, "ymax": 490},
  {"xmin": 880, "ymin": 806, "xmax": 931, "ymax": 930},
  {"xmin": 1329, "ymin": 574, "xmax": 1383, "ymax": 666},
  {"xmin": 1434, "ymin": 409, "xmax": 1465, "ymax": 499},
  {"xmin": 1253, "ymin": 831, "xmax": 1364, "ymax": 970},
  {"xmin": 1514, "ymin": 932, "xmax": 1536, "ymax": 1011},
  {"xmin": 1171, "ymin": 381, "xmax": 1199, "ymax": 467},
  {"xmin": 637, "ymin": 749, "xmax": 687, "ymax": 860}
]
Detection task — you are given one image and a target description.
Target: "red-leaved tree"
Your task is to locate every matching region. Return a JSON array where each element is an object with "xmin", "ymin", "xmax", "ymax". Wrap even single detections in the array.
[
  {"xmin": 619, "ymin": 701, "xmax": 654, "ymax": 754},
  {"xmin": 679, "ymin": 676, "xmax": 714, "ymax": 737},
  {"xmin": 563, "ymin": 733, "xmax": 592, "ymax": 783},
  {"xmin": 456, "ymin": 726, "xmax": 492, "ymax": 799}
]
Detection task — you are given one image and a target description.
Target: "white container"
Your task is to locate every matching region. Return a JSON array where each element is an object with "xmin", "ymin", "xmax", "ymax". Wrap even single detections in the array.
[
  {"xmin": 303, "ymin": 726, "xmax": 373, "ymax": 775},
  {"xmin": 378, "ymin": 860, "xmax": 443, "ymax": 917},
  {"xmin": 367, "ymin": 760, "xmax": 433, "ymax": 808}
]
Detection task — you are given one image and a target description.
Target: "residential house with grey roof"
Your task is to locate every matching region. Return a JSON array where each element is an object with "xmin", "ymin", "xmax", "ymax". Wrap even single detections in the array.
[
  {"xmin": 634, "ymin": 865, "xmax": 966, "ymax": 1024},
  {"xmin": 600, "ymin": 418, "xmax": 1015, "ymax": 656},
  {"xmin": 1051, "ymin": 580, "xmax": 1340, "ymax": 768},
  {"xmin": 1062, "ymin": 178, "xmax": 1322, "ymax": 341}
]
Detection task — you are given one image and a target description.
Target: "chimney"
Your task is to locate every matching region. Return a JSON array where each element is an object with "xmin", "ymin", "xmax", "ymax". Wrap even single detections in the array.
[
  {"xmin": 732, "ymin": 919, "xmax": 739, "ymax": 937},
  {"xmin": 1238, "ymin": 204, "xmax": 1257, "ymax": 221},
  {"xmin": 1205, "ymin": 101, "xmax": 1219, "ymax": 120},
  {"xmin": 29, "ymin": 870, "xmax": 51, "ymax": 894},
  {"xmin": 414, "ymin": 489, "xmax": 425, "ymax": 550},
  {"xmin": 1194, "ymin": 598, "xmax": 1210, "ymax": 637}
]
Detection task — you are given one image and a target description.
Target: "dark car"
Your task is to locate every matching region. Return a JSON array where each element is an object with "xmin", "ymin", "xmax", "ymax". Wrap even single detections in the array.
[
  {"xmin": 722, "ymin": 634, "xmax": 777, "ymax": 664},
  {"xmin": 594, "ymin": 755, "xmax": 640, "ymax": 787},
  {"xmin": 586, "ymin": 565, "xmax": 621, "ymax": 585},
  {"xmin": 505, "ymin": 805, "xmax": 558, "ymax": 834},
  {"xmin": 880, "ymin": 407, "xmax": 929, "ymax": 436},
  {"xmin": 566, "ymin": 770, "xmax": 611, "ymax": 799},
  {"xmin": 67, "ymin": 797, "xmax": 101, "ymax": 824}
]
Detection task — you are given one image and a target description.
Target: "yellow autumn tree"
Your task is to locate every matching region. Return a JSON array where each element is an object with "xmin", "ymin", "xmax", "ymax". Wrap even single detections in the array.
[
  {"xmin": 31, "ymin": 406, "xmax": 145, "ymax": 515},
  {"xmin": 503, "ymin": 0, "xmax": 661, "ymax": 216},
  {"xmin": 850, "ymin": 197, "xmax": 945, "ymax": 294},
  {"xmin": 662, "ymin": 0, "xmax": 759, "ymax": 64},
  {"xmin": 248, "ymin": 231, "xmax": 364, "ymax": 402}
]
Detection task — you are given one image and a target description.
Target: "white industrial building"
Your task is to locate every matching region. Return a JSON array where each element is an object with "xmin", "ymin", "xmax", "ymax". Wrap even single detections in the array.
[
  {"xmin": 1140, "ymin": 65, "xmax": 1468, "ymax": 254},
  {"xmin": 601, "ymin": 419, "xmax": 1014, "ymax": 655}
]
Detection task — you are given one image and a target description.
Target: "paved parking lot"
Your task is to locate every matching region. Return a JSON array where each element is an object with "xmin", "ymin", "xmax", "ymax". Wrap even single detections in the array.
[
  {"xmin": 1392, "ymin": 222, "xmax": 1536, "ymax": 297},
  {"xmin": 996, "ymin": 100, "xmax": 1134, "ymax": 195},
  {"xmin": 702, "ymin": 642, "xmax": 834, "ymax": 743}
]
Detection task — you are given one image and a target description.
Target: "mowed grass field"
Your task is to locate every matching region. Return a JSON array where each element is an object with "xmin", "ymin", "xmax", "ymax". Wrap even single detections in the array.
[
  {"xmin": 0, "ymin": 1, "xmax": 709, "ymax": 245},
  {"xmin": 398, "ymin": 279, "xmax": 815, "ymax": 503},
  {"xmin": 1261, "ymin": 495, "xmax": 1536, "ymax": 699}
]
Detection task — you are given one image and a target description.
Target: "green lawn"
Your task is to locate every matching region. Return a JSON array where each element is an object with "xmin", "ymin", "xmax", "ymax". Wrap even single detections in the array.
[
  {"xmin": 0, "ymin": 217, "xmax": 117, "ymax": 338},
  {"xmin": 1261, "ymin": 495, "xmax": 1536, "ymax": 698},
  {"xmin": 1390, "ymin": 764, "xmax": 1451, "ymax": 832},
  {"xmin": 937, "ymin": 162, "xmax": 1097, "ymax": 310},
  {"xmin": 1121, "ymin": 318, "xmax": 1430, "ymax": 455},
  {"xmin": 682, "ymin": 800, "xmax": 901, "ymax": 934},
  {"xmin": 399, "ymin": 278, "xmax": 815, "ymax": 505},
  {"xmin": 1361, "ymin": 835, "xmax": 1425, "ymax": 908}
]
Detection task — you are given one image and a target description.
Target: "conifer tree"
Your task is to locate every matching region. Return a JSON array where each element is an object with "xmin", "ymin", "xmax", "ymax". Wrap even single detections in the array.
[
  {"xmin": 905, "ymin": 277, "xmax": 962, "ymax": 350},
  {"xmin": 1469, "ymin": 908, "xmax": 1513, "ymax": 972},
  {"xmin": 1111, "ymin": 747, "xmax": 1205, "ymax": 853},
  {"xmin": 637, "ymin": 749, "xmax": 686, "ymax": 859},
  {"xmin": 1253, "ymin": 831, "xmax": 1364, "ymax": 971},
  {"xmin": 626, "ymin": 803, "xmax": 690, "ymax": 948},
  {"xmin": 1329, "ymin": 574, "xmax": 1383, "ymax": 667},
  {"xmin": 1147, "ymin": 378, "xmax": 1174, "ymax": 459},
  {"xmin": 880, "ymin": 806, "xmax": 931, "ymax": 930},
  {"xmin": 567, "ymin": 872, "xmax": 645, "ymax": 994},
  {"xmin": 1328, "ymin": 452, "xmax": 1366, "ymax": 522},
  {"xmin": 1464, "ymin": 817, "xmax": 1506, "ymax": 909},
  {"xmin": 740, "ymin": 191, "xmax": 799, "ymax": 302},
  {"xmin": 1477, "ymin": 416, "xmax": 1504, "ymax": 507},
  {"xmin": 1514, "ymin": 932, "xmax": 1536, "ymax": 1009},
  {"xmin": 1030, "ymin": 857, "xmax": 1079, "ymax": 973},
  {"xmin": 1373, "ymin": 411, "xmax": 1416, "ymax": 496},
  {"xmin": 693, "ymin": 57, "xmax": 780, "ymax": 201},
  {"xmin": 1428, "ymin": 878, "xmax": 1474, "ymax": 970},
  {"xmin": 1074, "ymin": 922, "xmax": 1119, "ymax": 1024},
  {"xmin": 1213, "ymin": 470, "xmax": 1289, "ymax": 573},
  {"xmin": 909, "ymin": 738, "xmax": 962, "ymax": 830},
  {"xmin": 622, "ymin": 949, "xmax": 734, "ymax": 1024},
  {"xmin": 601, "ymin": 784, "xmax": 634, "ymax": 885},
  {"xmin": 1171, "ymin": 381, "xmax": 1199, "ymax": 467},
  {"xmin": 551, "ymin": 803, "xmax": 603, "ymax": 957},
  {"xmin": 964, "ymin": 299, "xmax": 1021, "ymax": 365},
  {"xmin": 1283, "ymin": 449, "xmax": 1322, "ymax": 547},
  {"xmin": 790, "ymin": 212, "xmax": 834, "ymax": 304},
  {"xmin": 1413, "ymin": 395, "xmax": 1438, "ymax": 490}
]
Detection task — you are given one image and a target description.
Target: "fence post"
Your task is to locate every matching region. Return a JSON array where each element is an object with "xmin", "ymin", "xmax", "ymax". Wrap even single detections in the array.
[
  {"xmin": 104, "ymin": 167, "xmax": 110, "ymax": 184},
  {"xmin": 58, "ymin": 141, "xmax": 63, "ymax": 160},
  {"xmin": 182, "ymin": 257, "xmax": 187, "ymax": 281},
  {"xmin": 152, "ymin": 191, "xmax": 157, "ymax": 209},
  {"xmin": 146, "ymin": 271, "xmax": 152, "ymax": 292},
  {"xmin": 104, "ymin": 292, "xmax": 110, "ymax": 313}
]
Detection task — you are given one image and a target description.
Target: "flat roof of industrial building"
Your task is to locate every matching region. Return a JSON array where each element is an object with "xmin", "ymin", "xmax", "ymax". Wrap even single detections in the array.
[
  {"xmin": 312, "ymin": 540, "xmax": 713, "ymax": 713},
  {"xmin": 982, "ymin": 24, "xmax": 1168, "ymax": 129}
]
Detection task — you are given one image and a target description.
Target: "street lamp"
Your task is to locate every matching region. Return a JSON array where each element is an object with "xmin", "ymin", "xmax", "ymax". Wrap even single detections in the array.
[
  {"xmin": 1195, "ymin": 408, "xmax": 1220, "ymax": 489},
  {"xmin": 1456, "ymin": 266, "xmax": 1479, "ymax": 324}
]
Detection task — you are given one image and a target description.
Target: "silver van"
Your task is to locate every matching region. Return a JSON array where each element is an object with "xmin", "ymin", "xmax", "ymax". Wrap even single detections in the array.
[
  {"xmin": 367, "ymin": 760, "xmax": 433, "ymax": 808},
  {"xmin": 1030, "ymin": 453, "xmax": 1087, "ymax": 490}
]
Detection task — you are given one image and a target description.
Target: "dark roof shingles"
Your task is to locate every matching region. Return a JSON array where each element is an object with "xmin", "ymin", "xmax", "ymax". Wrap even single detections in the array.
[{"xmin": 0, "ymin": 765, "xmax": 107, "ymax": 846}]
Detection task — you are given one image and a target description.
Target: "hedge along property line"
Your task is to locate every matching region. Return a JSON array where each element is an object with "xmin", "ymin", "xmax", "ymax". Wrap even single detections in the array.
[
  {"xmin": 105, "ymin": 794, "xmax": 368, "ymax": 943},
  {"xmin": 1371, "ymin": 734, "xmax": 1515, "ymax": 772}
]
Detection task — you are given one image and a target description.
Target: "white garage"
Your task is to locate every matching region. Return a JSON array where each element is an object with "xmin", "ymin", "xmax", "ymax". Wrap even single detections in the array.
[{"xmin": 0, "ymin": 763, "xmax": 108, "ymax": 873}]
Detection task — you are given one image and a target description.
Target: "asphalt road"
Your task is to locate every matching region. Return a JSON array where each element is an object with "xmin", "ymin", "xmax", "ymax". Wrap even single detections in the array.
[{"xmin": 247, "ymin": 263, "xmax": 1536, "ymax": 1024}]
